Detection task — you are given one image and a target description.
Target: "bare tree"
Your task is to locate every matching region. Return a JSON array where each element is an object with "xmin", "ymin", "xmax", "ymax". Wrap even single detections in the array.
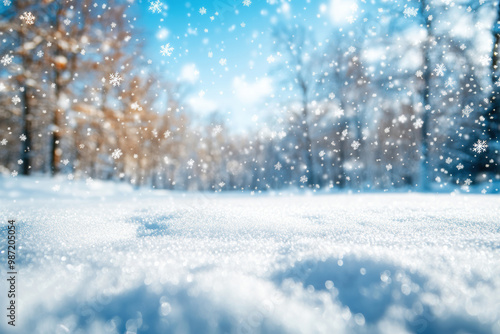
[{"xmin": 272, "ymin": 24, "xmax": 321, "ymax": 187}]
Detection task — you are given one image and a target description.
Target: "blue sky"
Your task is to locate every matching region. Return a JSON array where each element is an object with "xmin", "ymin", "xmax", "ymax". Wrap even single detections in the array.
[{"xmin": 133, "ymin": 0, "xmax": 338, "ymax": 129}]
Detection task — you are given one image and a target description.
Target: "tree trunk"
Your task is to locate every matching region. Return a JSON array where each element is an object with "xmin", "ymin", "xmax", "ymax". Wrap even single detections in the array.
[
  {"xmin": 302, "ymin": 99, "xmax": 316, "ymax": 188},
  {"xmin": 20, "ymin": 86, "xmax": 32, "ymax": 175},
  {"xmin": 50, "ymin": 74, "xmax": 62, "ymax": 175},
  {"xmin": 419, "ymin": 0, "xmax": 433, "ymax": 191},
  {"xmin": 489, "ymin": 2, "xmax": 500, "ymax": 176}
]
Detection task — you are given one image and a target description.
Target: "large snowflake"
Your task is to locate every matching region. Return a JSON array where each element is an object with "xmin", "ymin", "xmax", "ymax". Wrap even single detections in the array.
[
  {"xmin": 403, "ymin": 7, "xmax": 418, "ymax": 18},
  {"xmin": 111, "ymin": 149, "xmax": 123, "ymax": 160},
  {"xmin": 433, "ymin": 63, "xmax": 446, "ymax": 77},
  {"xmin": 462, "ymin": 105, "xmax": 473, "ymax": 118},
  {"xmin": 149, "ymin": 0, "xmax": 163, "ymax": 13},
  {"xmin": 472, "ymin": 139, "xmax": 488, "ymax": 153},
  {"xmin": 1, "ymin": 54, "xmax": 13, "ymax": 66},
  {"xmin": 160, "ymin": 43, "xmax": 174, "ymax": 56},
  {"xmin": 20, "ymin": 12, "xmax": 35, "ymax": 25},
  {"xmin": 109, "ymin": 72, "xmax": 123, "ymax": 87}
]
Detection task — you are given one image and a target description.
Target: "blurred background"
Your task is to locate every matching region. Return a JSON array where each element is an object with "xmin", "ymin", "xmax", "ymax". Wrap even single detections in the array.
[{"xmin": 0, "ymin": 0, "xmax": 499, "ymax": 192}]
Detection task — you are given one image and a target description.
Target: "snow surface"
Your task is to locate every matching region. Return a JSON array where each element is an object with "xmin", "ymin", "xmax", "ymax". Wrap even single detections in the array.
[{"xmin": 1, "ymin": 177, "xmax": 499, "ymax": 334}]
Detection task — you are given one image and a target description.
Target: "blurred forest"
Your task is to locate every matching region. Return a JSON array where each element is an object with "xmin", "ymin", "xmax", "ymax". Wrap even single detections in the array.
[{"xmin": 0, "ymin": 0, "xmax": 499, "ymax": 192}]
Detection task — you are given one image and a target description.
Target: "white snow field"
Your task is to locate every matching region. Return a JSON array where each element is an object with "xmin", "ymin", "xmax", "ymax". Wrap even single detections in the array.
[{"xmin": 0, "ymin": 177, "xmax": 499, "ymax": 334}]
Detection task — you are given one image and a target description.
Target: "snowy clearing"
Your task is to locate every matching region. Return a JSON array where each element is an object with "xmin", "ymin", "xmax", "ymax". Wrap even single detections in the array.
[{"xmin": 1, "ymin": 177, "xmax": 499, "ymax": 334}]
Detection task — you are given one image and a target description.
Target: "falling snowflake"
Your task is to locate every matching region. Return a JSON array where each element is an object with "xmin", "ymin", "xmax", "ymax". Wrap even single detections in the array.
[
  {"xmin": 346, "ymin": 16, "xmax": 357, "ymax": 24},
  {"xmin": 212, "ymin": 125, "xmax": 223, "ymax": 136},
  {"xmin": 267, "ymin": 55, "xmax": 275, "ymax": 63},
  {"xmin": 111, "ymin": 148, "xmax": 123, "ymax": 159},
  {"xmin": 63, "ymin": 18, "xmax": 71, "ymax": 26},
  {"xmin": 11, "ymin": 170, "xmax": 18, "ymax": 177},
  {"xmin": 386, "ymin": 164, "xmax": 392, "ymax": 171},
  {"xmin": 464, "ymin": 179, "xmax": 472, "ymax": 186},
  {"xmin": 1, "ymin": 54, "xmax": 13, "ymax": 66},
  {"xmin": 187, "ymin": 159, "xmax": 195, "ymax": 168},
  {"xmin": 274, "ymin": 162, "xmax": 282, "ymax": 170},
  {"xmin": 37, "ymin": 50, "xmax": 44, "ymax": 58},
  {"xmin": 433, "ymin": 63, "xmax": 446, "ymax": 77},
  {"xmin": 403, "ymin": 7, "xmax": 418, "ymax": 18},
  {"xmin": 218, "ymin": 182, "xmax": 225, "ymax": 187},
  {"xmin": 0, "ymin": 139, "xmax": 7, "ymax": 145},
  {"xmin": 3, "ymin": 0, "xmax": 11, "ymax": 6},
  {"xmin": 219, "ymin": 58, "xmax": 227, "ymax": 66},
  {"xmin": 445, "ymin": 157, "xmax": 453, "ymax": 164},
  {"xmin": 164, "ymin": 130, "xmax": 171, "ymax": 138},
  {"xmin": 479, "ymin": 55, "xmax": 492, "ymax": 66},
  {"xmin": 351, "ymin": 140, "xmax": 361, "ymax": 150},
  {"xmin": 462, "ymin": 105, "xmax": 473, "ymax": 118},
  {"xmin": 415, "ymin": 70, "xmax": 423, "ymax": 78},
  {"xmin": 160, "ymin": 43, "xmax": 174, "ymax": 56},
  {"xmin": 444, "ymin": 77, "xmax": 455, "ymax": 88},
  {"xmin": 472, "ymin": 139, "xmax": 488, "ymax": 153},
  {"xmin": 242, "ymin": 0, "xmax": 251, "ymax": 6},
  {"xmin": 20, "ymin": 12, "xmax": 35, "ymax": 25},
  {"xmin": 456, "ymin": 163, "xmax": 464, "ymax": 170},
  {"xmin": 109, "ymin": 72, "xmax": 123, "ymax": 87},
  {"xmin": 413, "ymin": 118, "xmax": 424, "ymax": 129},
  {"xmin": 19, "ymin": 134, "xmax": 27, "ymax": 141},
  {"xmin": 149, "ymin": 0, "xmax": 163, "ymax": 13},
  {"xmin": 12, "ymin": 95, "xmax": 21, "ymax": 105},
  {"xmin": 17, "ymin": 159, "xmax": 23, "ymax": 165},
  {"xmin": 199, "ymin": 7, "xmax": 207, "ymax": 15},
  {"xmin": 300, "ymin": 175, "xmax": 308, "ymax": 183},
  {"xmin": 328, "ymin": 92, "xmax": 335, "ymax": 100}
]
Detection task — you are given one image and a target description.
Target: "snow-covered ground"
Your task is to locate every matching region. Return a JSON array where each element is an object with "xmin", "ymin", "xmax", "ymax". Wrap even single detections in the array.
[{"xmin": 1, "ymin": 177, "xmax": 499, "ymax": 334}]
